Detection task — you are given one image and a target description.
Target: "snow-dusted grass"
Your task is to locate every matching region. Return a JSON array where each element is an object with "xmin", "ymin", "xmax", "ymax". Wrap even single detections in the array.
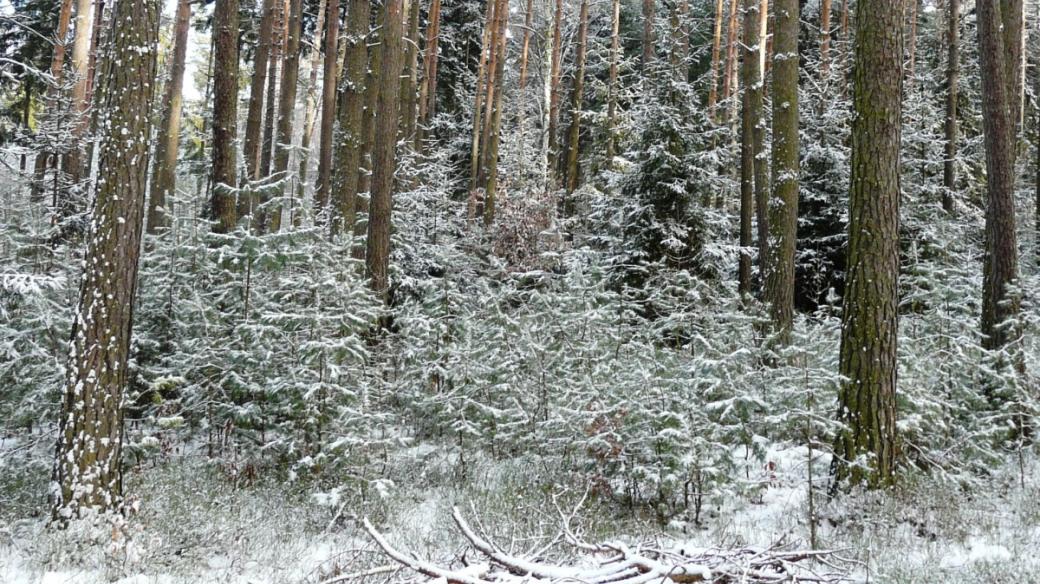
[{"xmin": 2, "ymin": 441, "xmax": 1039, "ymax": 583}]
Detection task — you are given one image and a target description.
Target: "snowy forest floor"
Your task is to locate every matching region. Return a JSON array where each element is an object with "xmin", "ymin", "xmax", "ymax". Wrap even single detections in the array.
[{"xmin": 2, "ymin": 439, "xmax": 1040, "ymax": 584}]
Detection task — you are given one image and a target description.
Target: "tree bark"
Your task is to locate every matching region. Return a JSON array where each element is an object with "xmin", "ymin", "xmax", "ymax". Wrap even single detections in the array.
[
  {"xmin": 708, "ymin": 0, "xmax": 724, "ymax": 118},
  {"xmin": 359, "ymin": 3, "xmax": 385, "ymax": 198},
  {"xmin": 399, "ymin": 0, "xmax": 421, "ymax": 144},
  {"xmin": 366, "ymin": 0, "xmax": 405, "ymax": 299},
  {"xmin": 416, "ymin": 0, "xmax": 442, "ymax": 148},
  {"xmin": 753, "ymin": 0, "xmax": 769, "ymax": 282},
  {"xmin": 766, "ymin": 0, "xmax": 798, "ymax": 343},
  {"xmin": 942, "ymin": 0, "xmax": 958, "ymax": 211},
  {"xmin": 53, "ymin": 0, "xmax": 158, "ymax": 521},
  {"xmin": 906, "ymin": 0, "xmax": 918, "ymax": 84},
  {"xmin": 1001, "ymin": 0, "xmax": 1024, "ymax": 135},
  {"xmin": 147, "ymin": 0, "xmax": 191, "ymax": 234},
  {"xmin": 468, "ymin": 0, "xmax": 495, "ymax": 196},
  {"xmin": 546, "ymin": 0, "xmax": 564, "ymax": 187},
  {"xmin": 244, "ymin": 0, "xmax": 278, "ymax": 182},
  {"xmin": 834, "ymin": 0, "xmax": 902, "ymax": 490},
  {"xmin": 606, "ymin": 0, "xmax": 621, "ymax": 160},
  {"xmin": 564, "ymin": 0, "xmax": 590, "ymax": 198},
  {"xmin": 298, "ymin": 0, "xmax": 328, "ymax": 224},
  {"xmin": 210, "ymin": 0, "xmax": 240, "ymax": 234},
  {"xmin": 261, "ymin": 0, "xmax": 287, "ymax": 179},
  {"xmin": 739, "ymin": 0, "xmax": 764, "ymax": 296},
  {"xmin": 333, "ymin": 0, "xmax": 371, "ymax": 237},
  {"xmin": 483, "ymin": 0, "xmax": 509, "ymax": 225},
  {"xmin": 315, "ymin": 0, "xmax": 340, "ymax": 224},
  {"xmin": 269, "ymin": 0, "xmax": 304, "ymax": 232},
  {"xmin": 722, "ymin": 0, "xmax": 740, "ymax": 122},
  {"xmin": 63, "ymin": 0, "xmax": 94, "ymax": 186},
  {"xmin": 978, "ymin": 0, "xmax": 1022, "ymax": 361}
]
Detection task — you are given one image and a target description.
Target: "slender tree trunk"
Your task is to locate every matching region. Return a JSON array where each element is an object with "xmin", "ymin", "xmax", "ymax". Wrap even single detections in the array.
[
  {"xmin": 269, "ymin": 0, "xmax": 304, "ymax": 232},
  {"xmin": 244, "ymin": 0, "xmax": 277, "ymax": 182},
  {"xmin": 81, "ymin": 0, "xmax": 106, "ymax": 172},
  {"xmin": 606, "ymin": 0, "xmax": 621, "ymax": 160},
  {"xmin": 1001, "ymin": 0, "xmax": 1024, "ymax": 136},
  {"xmin": 738, "ymin": 0, "xmax": 762, "ymax": 296},
  {"xmin": 708, "ymin": 0, "xmax": 724, "ymax": 118},
  {"xmin": 978, "ymin": 0, "xmax": 1022, "ymax": 361},
  {"xmin": 52, "ymin": 0, "xmax": 158, "ymax": 521},
  {"xmin": 477, "ymin": 0, "xmax": 505, "ymax": 188},
  {"xmin": 819, "ymin": 0, "xmax": 831, "ymax": 76},
  {"xmin": 31, "ymin": 0, "xmax": 75, "ymax": 201},
  {"xmin": 669, "ymin": 0, "xmax": 689, "ymax": 84},
  {"xmin": 147, "ymin": 0, "xmax": 191, "ymax": 234},
  {"xmin": 642, "ymin": 0, "xmax": 654, "ymax": 71},
  {"xmin": 333, "ymin": 0, "xmax": 371, "ymax": 236},
  {"xmin": 942, "ymin": 0, "xmax": 959, "ymax": 212},
  {"xmin": 315, "ymin": 0, "xmax": 340, "ymax": 224},
  {"xmin": 483, "ymin": 0, "xmax": 509, "ymax": 225},
  {"xmin": 64, "ymin": 0, "xmax": 94, "ymax": 187},
  {"xmin": 516, "ymin": 0, "xmax": 535, "ymax": 174},
  {"xmin": 834, "ymin": 0, "xmax": 902, "ymax": 490},
  {"xmin": 366, "ymin": 0, "xmax": 405, "ymax": 299},
  {"xmin": 261, "ymin": 0, "xmax": 287, "ymax": 179},
  {"xmin": 723, "ymin": 0, "xmax": 740, "ymax": 122},
  {"xmin": 906, "ymin": 0, "xmax": 918, "ymax": 84},
  {"xmin": 416, "ymin": 0, "xmax": 442, "ymax": 148},
  {"xmin": 359, "ymin": 3, "xmax": 385, "ymax": 198},
  {"xmin": 399, "ymin": 0, "xmax": 421, "ymax": 144},
  {"xmin": 210, "ymin": 0, "xmax": 240, "ymax": 234},
  {"xmin": 564, "ymin": 0, "xmax": 590, "ymax": 198},
  {"xmin": 753, "ymin": 0, "xmax": 769, "ymax": 282},
  {"xmin": 468, "ymin": 0, "xmax": 494, "ymax": 196},
  {"xmin": 546, "ymin": 0, "xmax": 564, "ymax": 188},
  {"xmin": 766, "ymin": 0, "xmax": 798, "ymax": 342},
  {"xmin": 298, "ymin": 0, "xmax": 328, "ymax": 224}
]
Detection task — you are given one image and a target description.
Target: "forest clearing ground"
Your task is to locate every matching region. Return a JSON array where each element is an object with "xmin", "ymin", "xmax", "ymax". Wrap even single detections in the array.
[{"xmin": 3, "ymin": 439, "xmax": 1040, "ymax": 583}]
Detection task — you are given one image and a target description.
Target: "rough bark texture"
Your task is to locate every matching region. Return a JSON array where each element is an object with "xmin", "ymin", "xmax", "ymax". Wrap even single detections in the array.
[
  {"xmin": 210, "ymin": 0, "xmax": 240, "ymax": 234},
  {"xmin": 1000, "ymin": 0, "xmax": 1023, "ymax": 134},
  {"xmin": 563, "ymin": 0, "xmax": 589, "ymax": 197},
  {"xmin": 546, "ymin": 0, "xmax": 564, "ymax": 186},
  {"xmin": 942, "ymin": 0, "xmax": 958, "ymax": 211},
  {"xmin": 366, "ymin": 0, "xmax": 405, "ymax": 299},
  {"xmin": 53, "ymin": 0, "xmax": 158, "ymax": 521},
  {"xmin": 333, "ymin": 0, "xmax": 371, "ymax": 236},
  {"xmin": 753, "ymin": 0, "xmax": 769, "ymax": 282},
  {"xmin": 399, "ymin": 0, "xmax": 421, "ymax": 144},
  {"xmin": 261, "ymin": 0, "xmax": 286, "ymax": 178},
  {"xmin": 244, "ymin": 0, "xmax": 277, "ymax": 181},
  {"xmin": 906, "ymin": 0, "xmax": 918, "ymax": 83},
  {"xmin": 315, "ymin": 0, "xmax": 340, "ymax": 223},
  {"xmin": 468, "ymin": 0, "xmax": 494, "ymax": 195},
  {"xmin": 147, "ymin": 0, "xmax": 191, "ymax": 234},
  {"xmin": 834, "ymin": 0, "xmax": 902, "ymax": 490},
  {"xmin": 269, "ymin": 0, "xmax": 303, "ymax": 232},
  {"xmin": 978, "ymin": 0, "xmax": 1022, "ymax": 359},
  {"xmin": 722, "ymin": 0, "xmax": 740, "ymax": 121},
  {"xmin": 297, "ymin": 0, "xmax": 328, "ymax": 225},
  {"xmin": 359, "ymin": 3, "xmax": 385, "ymax": 198},
  {"xmin": 63, "ymin": 0, "xmax": 94, "ymax": 186},
  {"xmin": 766, "ymin": 0, "xmax": 799, "ymax": 343}
]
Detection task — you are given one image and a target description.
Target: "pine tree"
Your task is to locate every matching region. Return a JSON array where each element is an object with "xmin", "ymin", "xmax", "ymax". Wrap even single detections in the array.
[
  {"xmin": 210, "ymin": 0, "xmax": 240, "ymax": 234},
  {"xmin": 942, "ymin": 0, "xmax": 958, "ymax": 211},
  {"xmin": 53, "ymin": 0, "xmax": 158, "ymax": 521},
  {"xmin": 833, "ymin": 0, "xmax": 902, "ymax": 489},
  {"xmin": 269, "ymin": 0, "xmax": 303, "ymax": 232},
  {"xmin": 333, "ymin": 0, "xmax": 370, "ymax": 237},
  {"xmin": 244, "ymin": 0, "xmax": 278, "ymax": 182},
  {"xmin": 314, "ymin": 0, "xmax": 340, "ymax": 224}
]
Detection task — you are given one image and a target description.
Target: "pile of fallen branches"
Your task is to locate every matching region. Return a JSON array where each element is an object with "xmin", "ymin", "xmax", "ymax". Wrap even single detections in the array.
[{"xmin": 353, "ymin": 508, "xmax": 858, "ymax": 584}]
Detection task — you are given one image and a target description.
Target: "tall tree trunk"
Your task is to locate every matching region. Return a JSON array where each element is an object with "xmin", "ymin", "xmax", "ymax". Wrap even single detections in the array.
[
  {"xmin": 642, "ymin": 0, "xmax": 654, "ymax": 71},
  {"xmin": 516, "ymin": 0, "xmax": 535, "ymax": 174},
  {"xmin": 31, "ymin": 0, "xmax": 75, "ymax": 201},
  {"xmin": 81, "ymin": 0, "xmax": 107, "ymax": 174},
  {"xmin": 708, "ymin": 0, "xmax": 724, "ymax": 118},
  {"xmin": 906, "ymin": 0, "xmax": 918, "ymax": 84},
  {"xmin": 942, "ymin": 0, "xmax": 959, "ymax": 212},
  {"xmin": 834, "ymin": 0, "xmax": 902, "ymax": 490},
  {"xmin": 261, "ymin": 0, "xmax": 287, "ymax": 178},
  {"xmin": 483, "ymin": 0, "xmax": 509, "ymax": 225},
  {"xmin": 359, "ymin": 3, "xmax": 385, "ymax": 198},
  {"xmin": 366, "ymin": 0, "xmax": 405, "ymax": 299},
  {"xmin": 468, "ymin": 0, "xmax": 495, "ymax": 196},
  {"xmin": 738, "ymin": 0, "xmax": 762, "ymax": 296},
  {"xmin": 1001, "ymin": 0, "xmax": 1024, "ymax": 136},
  {"xmin": 416, "ymin": 0, "xmax": 442, "ymax": 148},
  {"xmin": 315, "ymin": 0, "xmax": 340, "ymax": 224},
  {"xmin": 564, "ymin": 0, "xmax": 590, "ymax": 199},
  {"xmin": 244, "ymin": 0, "xmax": 277, "ymax": 182},
  {"xmin": 147, "ymin": 0, "xmax": 191, "ymax": 234},
  {"xmin": 210, "ymin": 0, "xmax": 240, "ymax": 234},
  {"xmin": 978, "ymin": 0, "xmax": 1022, "ymax": 362},
  {"xmin": 669, "ymin": 0, "xmax": 689, "ymax": 84},
  {"xmin": 766, "ymin": 0, "xmax": 798, "ymax": 342},
  {"xmin": 477, "ymin": 0, "xmax": 506, "ymax": 187},
  {"xmin": 298, "ymin": 0, "xmax": 328, "ymax": 224},
  {"xmin": 53, "ymin": 0, "xmax": 158, "ymax": 521},
  {"xmin": 722, "ymin": 0, "xmax": 740, "ymax": 122},
  {"xmin": 269, "ymin": 0, "xmax": 304, "ymax": 232},
  {"xmin": 399, "ymin": 0, "xmax": 421, "ymax": 144},
  {"xmin": 546, "ymin": 0, "xmax": 564, "ymax": 188},
  {"xmin": 753, "ymin": 0, "xmax": 769, "ymax": 282},
  {"xmin": 333, "ymin": 0, "xmax": 371, "ymax": 236},
  {"xmin": 64, "ymin": 0, "xmax": 94, "ymax": 187},
  {"xmin": 606, "ymin": 0, "xmax": 621, "ymax": 160},
  {"xmin": 819, "ymin": 0, "xmax": 831, "ymax": 76}
]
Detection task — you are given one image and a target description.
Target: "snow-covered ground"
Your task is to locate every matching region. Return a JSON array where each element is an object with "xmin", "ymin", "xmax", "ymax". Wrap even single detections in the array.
[{"xmin": 3, "ymin": 441, "xmax": 1039, "ymax": 583}]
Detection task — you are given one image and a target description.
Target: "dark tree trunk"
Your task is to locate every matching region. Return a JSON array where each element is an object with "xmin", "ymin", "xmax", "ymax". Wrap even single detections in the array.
[
  {"xmin": 209, "ymin": 0, "xmax": 240, "ymax": 234},
  {"xmin": 269, "ymin": 0, "xmax": 304, "ymax": 232},
  {"xmin": 399, "ymin": 0, "xmax": 421, "ymax": 144},
  {"xmin": 366, "ymin": 0, "xmax": 405, "ymax": 299},
  {"xmin": 819, "ymin": 0, "xmax": 831, "ymax": 76},
  {"xmin": 416, "ymin": 0, "xmax": 441, "ymax": 149},
  {"xmin": 244, "ymin": 0, "xmax": 277, "ymax": 182},
  {"xmin": 333, "ymin": 0, "xmax": 371, "ymax": 237},
  {"xmin": 315, "ymin": 0, "xmax": 340, "ymax": 224},
  {"xmin": 834, "ymin": 0, "xmax": 903, "ymax": 490},
  {"xmin": 53, "ymin": 0, "xmax": 158, "ymax": 521},
  {"xmin": 766, "ymin": 0, "xmax": 799, "ymax": 343},
  {"xmin": 261, "ymin": 0, "xmax": 286, "ymax": 179},
  {"xmin": 482, "ymin": 0, "xmax": 509, "ymax": 225},
  {"xmin": 546, "ymin": 0, "xmax": 564, "ymax": 187},
  {"xmin": 606, "ymin": 0, "xmax": 621, "ymax": 159},
  {"xmin": 564, "ymin": 0, "xmax": 590, "ymax": 197},
  {"xmin": 147, "ymin": 0, "xmax": 192, "ymax": 234},
  {"xmin": 738, "ymin": 0, "xmax": 763, "ymax": 297}
]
